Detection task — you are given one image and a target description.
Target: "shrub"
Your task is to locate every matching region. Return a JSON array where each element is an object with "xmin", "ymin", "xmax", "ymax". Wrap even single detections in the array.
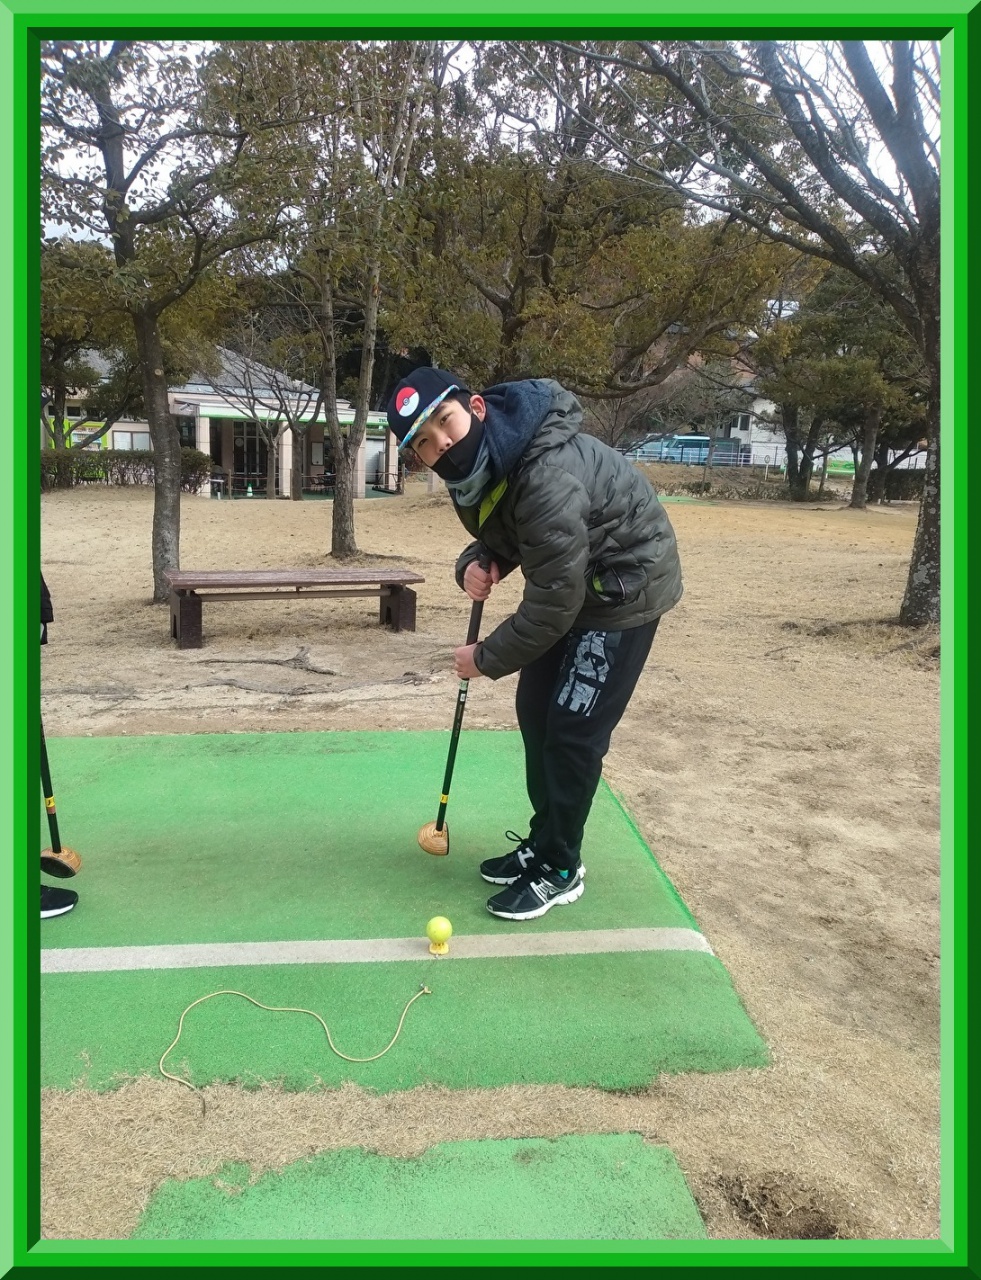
[
  {"xmin": 180, "ymin": 448, "xmax": 214, "ymax": 492},
  {"xmin": 651, "ymin": 476, "xmax": 839, "ymax": 502},
  {"xmin": 882, "ymin": 468, "xmax": 925, "ymax": 501},
  {"xmin": 100, "ymin": 450, "xmax": 154, "ymax": 485},
  {"xmin": 706, "ymin": 481, "xmax": 790, "ymax": 501},
  {"xmin": 40, "ymin": 450, "xmax": 77, "ymax": 491},
  {"xmin": 42, "ymin": 446, "xmax": 216, "ymax": 491}
]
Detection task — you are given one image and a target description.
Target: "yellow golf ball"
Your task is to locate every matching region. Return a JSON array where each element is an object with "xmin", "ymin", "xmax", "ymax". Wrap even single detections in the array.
[{"xmin": 426, "ymin": 916, "xmax": 453, "ymax": 945}]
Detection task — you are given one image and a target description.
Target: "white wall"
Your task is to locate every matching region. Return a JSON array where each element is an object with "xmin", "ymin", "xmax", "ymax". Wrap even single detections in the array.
[{"xmin": 364, "ymin": 437, "xmax": 385, "ymax": 484}]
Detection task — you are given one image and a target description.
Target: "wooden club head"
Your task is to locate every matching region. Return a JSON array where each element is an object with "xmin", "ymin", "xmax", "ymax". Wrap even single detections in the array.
[{"xmin": 417, "ymin": 821, "xmax": 449, "ymax": 856}]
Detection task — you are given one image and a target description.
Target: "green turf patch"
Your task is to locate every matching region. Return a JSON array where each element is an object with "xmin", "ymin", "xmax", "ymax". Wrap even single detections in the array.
[
  {"xmin": 41, "ymin": 731, "xmax": 698, "ymax": 946},
  {"xmin": 41, "ymin": 731, "xmax": 767, "ymax": 1091},
  {"xmin": 42, "ymin": 949, "xmax": 766, "ymax": 1091},
  {"xmin": 132, "ymin": 1134, "xmax": 707, "ymax": 1240}
]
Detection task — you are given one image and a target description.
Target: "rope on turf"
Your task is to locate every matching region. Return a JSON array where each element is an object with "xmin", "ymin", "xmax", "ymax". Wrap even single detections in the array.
[{"xmin": 160, "ymin": 984, "xmax": 433, "ymax": 1117}]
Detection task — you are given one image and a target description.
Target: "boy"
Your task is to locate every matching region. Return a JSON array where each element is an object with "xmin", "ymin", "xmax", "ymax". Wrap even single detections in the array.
[{"xmin": 387, "ymin": 369, "xmax": 683, "ymax": 922}]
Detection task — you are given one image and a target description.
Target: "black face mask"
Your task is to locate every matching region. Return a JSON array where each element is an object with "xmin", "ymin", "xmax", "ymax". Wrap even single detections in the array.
[{"xmin": 430, "ymin": 412, "xmax": 485, "ymax": 481}]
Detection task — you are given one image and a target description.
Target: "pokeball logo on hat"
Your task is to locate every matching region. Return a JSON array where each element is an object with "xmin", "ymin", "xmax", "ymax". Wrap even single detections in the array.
[{"xmin": 396, "ymin": 386, "xmax": 420, "ymax": 417}]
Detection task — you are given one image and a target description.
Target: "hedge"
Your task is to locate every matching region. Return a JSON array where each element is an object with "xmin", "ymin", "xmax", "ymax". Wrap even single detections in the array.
[
  {"xmin": 882, "ymin": 468, "xmax": 925, "ymax": 501},
  {"xmin": 41, "ymin": 448, "xmax": 214, "ymax": 493}
]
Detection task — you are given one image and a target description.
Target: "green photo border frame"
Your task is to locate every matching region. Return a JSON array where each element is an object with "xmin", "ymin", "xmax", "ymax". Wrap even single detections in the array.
[{"xmin": 1, "ymin": 3, "xmax": 973, "ymax": 1271}]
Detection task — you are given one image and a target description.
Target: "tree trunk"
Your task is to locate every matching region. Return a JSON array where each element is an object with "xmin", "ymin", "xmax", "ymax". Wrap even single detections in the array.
[
  {"xmin": 331, "ymin": 253, "xmax": 382, "ymax": 559},
  {"xmin": 849, "ymin": 407, "xmax": 881, "ymax": 510},
  {"xmin": 48, "ymin": 388, "xmax": 69, "ymax": 449},
  {"xmin": 330, "ymin": 440, "xmax": 358, "ymax": 558},
  {"xmin": 899, "ymin": 402, "xmax": 939, "ymax": 625},
  {"xmin": 781, "ymin": 403, "xmax": 802, "ymax": 498},
  {"xmin": 791, "ymin": 460, "xmax": 813, "ymax": 501},
  {"xmin": 701, "ymin": 430, "xmax": 718, "ymax": 490},
  {"xmin": 290, "ymin": 426, "xmax": 305, "ymax": 500},
  {"xmin": 315, "ymin": 275, "xmax": 355, "ymax": 556},
  {"xmin": 492, "ymin": 302, "xmax": 530, "ymax": 383},
  {"xmin": 259, "ymin": 422, "xmax": 286, "ymax": 499},
  {"xmin": 896, "ymin": 277, "xmax": 940, "ymax": 624},
  {"xmin": 817, "ymin": 449, "xmax": 829, "ymax": 497},
  {"xmin": 786, "ymin": 408, "xmax": 821, "ymax": 502},
  {"xmin": 799, "ymin": 415, "xmax": 824, "ymax": 499},
  {"xmin": 133, "ymin": 310, "xmax": 181, "ymax": 602},
  {"xmin": 266, "ymin": 435, "xmax": 278, "ymax": 499},
  {"xmin": 868, "ymin": 439, "xmax": 890, "ymax": 504},
  {"xmin": 330, "ymin": 437, "xmax": 360, "ymax": 562}
]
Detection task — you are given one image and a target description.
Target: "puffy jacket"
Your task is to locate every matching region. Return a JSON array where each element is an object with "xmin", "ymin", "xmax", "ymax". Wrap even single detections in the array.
[{"xmin": 452, "ymin": 381, "xmax": 683, "ymax": 679}]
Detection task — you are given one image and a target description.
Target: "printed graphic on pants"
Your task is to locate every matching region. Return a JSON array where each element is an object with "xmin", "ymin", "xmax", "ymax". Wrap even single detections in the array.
[{"xmin": 556, "ymin": 631, "xmax": 620, "ymax": 716}]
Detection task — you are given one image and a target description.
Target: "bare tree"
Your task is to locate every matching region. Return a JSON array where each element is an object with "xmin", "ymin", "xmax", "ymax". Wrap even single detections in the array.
[
  {"xmin": 253, "ymin": 40, "xmax": 434, "ymax": 557},
  {"xmin": 201, "ymin": 320, "xmax": 324, "ymax": 500},
  {"xmin": 579, "ymin": 394, "xmax": 651, "ymax": 450},
  {"xmin": 518, "ymin": 40, "xmax": 941, "ymax": 625}
]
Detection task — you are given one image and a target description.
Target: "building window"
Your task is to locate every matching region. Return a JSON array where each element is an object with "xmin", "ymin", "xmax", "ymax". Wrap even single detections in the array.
[
  {"xmin": 69, "ymin": 429, "xmax": 101, "ymax": 449},
  {"xmin": 114, "ymin": 430, "xmax": 152, "ymax": 451},
  {"xmin": 725, "ymin": 413, "xmax": 752, "ymax": 438},
  {"xmin": 174, "ymin": 415, "xmax": 197, "ymax": 449}
]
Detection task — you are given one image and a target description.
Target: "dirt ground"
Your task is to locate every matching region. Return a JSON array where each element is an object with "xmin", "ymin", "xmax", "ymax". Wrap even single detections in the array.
[{"xmin": 39, "ymin": 479, "xmax": 940, "ymax": 1242}]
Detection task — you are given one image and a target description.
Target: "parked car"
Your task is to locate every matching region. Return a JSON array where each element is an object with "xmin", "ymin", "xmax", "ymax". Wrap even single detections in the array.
[
  {"xmin": 659, "ymin": 434, "xmax": 712, "ymax": 463},
  {"xmin": 620, "ymin": 434, "xmax": 667, "ymax": 460},
  {"xmin": 624, "ymin": 434, "xmax": 751, "ymax": 465}
]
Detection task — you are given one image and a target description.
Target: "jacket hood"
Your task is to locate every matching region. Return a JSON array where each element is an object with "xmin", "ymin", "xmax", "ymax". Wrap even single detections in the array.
[
  {"xmin": 519, "ymin": 380, "xmax": 584, "ymax": 461},
  {"xmin": 479, "ymin": 378, "xmax": 554, "ymax": 478}
]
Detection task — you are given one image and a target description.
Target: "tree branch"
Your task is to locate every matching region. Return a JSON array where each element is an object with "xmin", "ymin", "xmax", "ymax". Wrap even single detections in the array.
[{"xmin": 841, "ymin": 41, "xmax": 938, "ymax": 227}]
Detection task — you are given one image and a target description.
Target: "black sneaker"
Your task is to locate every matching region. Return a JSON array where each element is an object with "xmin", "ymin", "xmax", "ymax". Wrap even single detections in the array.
[
  {"xmin": 41, "ymin": 884, "xmax": 78, "ymax": 919},
  {"xmin": 486, "ymin": 864, "xmax": 584, "ymax": 921},
  {"xmin": 479, "ymin": 831, "xmax": 538, "ymax": 885},
  {"xmin": 480, "ymin": 831, "xmax": 586, "ymax": 886}
]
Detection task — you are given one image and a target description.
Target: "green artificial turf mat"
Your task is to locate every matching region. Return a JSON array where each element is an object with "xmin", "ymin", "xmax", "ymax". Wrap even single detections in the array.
[
  {"xmin": 41, "ymin": 731, "xmax": 696, "ymax": 947},
  {"xmin": 132, "ymin": 1134, "xmax": 707, "ymax": 1240},
  {"xmin": 41, "ymin": 731, "xmax": 767, "ymax": 1092}
]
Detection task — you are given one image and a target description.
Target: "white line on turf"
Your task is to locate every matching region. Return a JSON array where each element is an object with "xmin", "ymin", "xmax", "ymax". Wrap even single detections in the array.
[{"xmin": 41, "ymin": 927, "xmax": 713, "ymax": 973}]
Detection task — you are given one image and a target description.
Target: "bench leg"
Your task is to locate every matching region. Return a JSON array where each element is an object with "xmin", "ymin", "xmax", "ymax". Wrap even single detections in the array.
[
  {"xmin": 170, "ymin": 589, "xmax": 203, "ymax": 649},
  {"xmin": 381, "ymin": 585, "xmax": 417, "ymax": 632}
]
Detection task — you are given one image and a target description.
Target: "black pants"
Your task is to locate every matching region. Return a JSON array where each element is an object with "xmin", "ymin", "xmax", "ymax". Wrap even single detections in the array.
[{"xmin": 514, "ymin": 617, "xmax": 659, "ymax": 872}]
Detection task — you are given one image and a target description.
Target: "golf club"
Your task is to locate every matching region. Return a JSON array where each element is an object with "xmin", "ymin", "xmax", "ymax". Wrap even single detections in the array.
[
  {"xmin": 417, "ymin": 588, "xmax": 486, "ymax": 857},
  {"xmin": 40, "ymin": 718, "xmax": 81, "ymax": 878}
]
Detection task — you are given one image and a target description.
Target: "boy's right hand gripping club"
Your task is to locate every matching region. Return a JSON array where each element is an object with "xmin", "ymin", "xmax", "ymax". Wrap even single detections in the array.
[{"xmin": 417, "ymin": 566, "xmax": 487, "ymax": 857}]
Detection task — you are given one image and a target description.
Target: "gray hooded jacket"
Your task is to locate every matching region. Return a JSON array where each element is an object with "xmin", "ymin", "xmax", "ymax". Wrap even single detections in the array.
[{"xmin": 452, "ymin": 380, "xmax": 683, "ymax": 679}]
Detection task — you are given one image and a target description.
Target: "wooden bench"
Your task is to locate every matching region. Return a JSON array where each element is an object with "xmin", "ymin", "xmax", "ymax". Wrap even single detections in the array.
[{"xmin": 163, "ymin": 568, "xmax": 425, "ymax": 649}]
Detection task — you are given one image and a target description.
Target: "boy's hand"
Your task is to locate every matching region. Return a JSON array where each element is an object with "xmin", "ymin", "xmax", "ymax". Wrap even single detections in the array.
[
  {"xmin": 454, "ymin": 643, "xmax": 483, "ymax": 680},
  {"xmin": 463, "ymin": 559, "xmax": 500, "ymax": 601}
]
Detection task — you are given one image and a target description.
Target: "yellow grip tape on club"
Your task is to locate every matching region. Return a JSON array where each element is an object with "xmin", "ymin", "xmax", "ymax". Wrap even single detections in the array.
[
  {"xmin": 440, "ymin": 794, "xmax": 450, "ymax": 804},
  {"xmin": 45, "ymin": 797, "xmax": 56, "ymax": 811}
]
